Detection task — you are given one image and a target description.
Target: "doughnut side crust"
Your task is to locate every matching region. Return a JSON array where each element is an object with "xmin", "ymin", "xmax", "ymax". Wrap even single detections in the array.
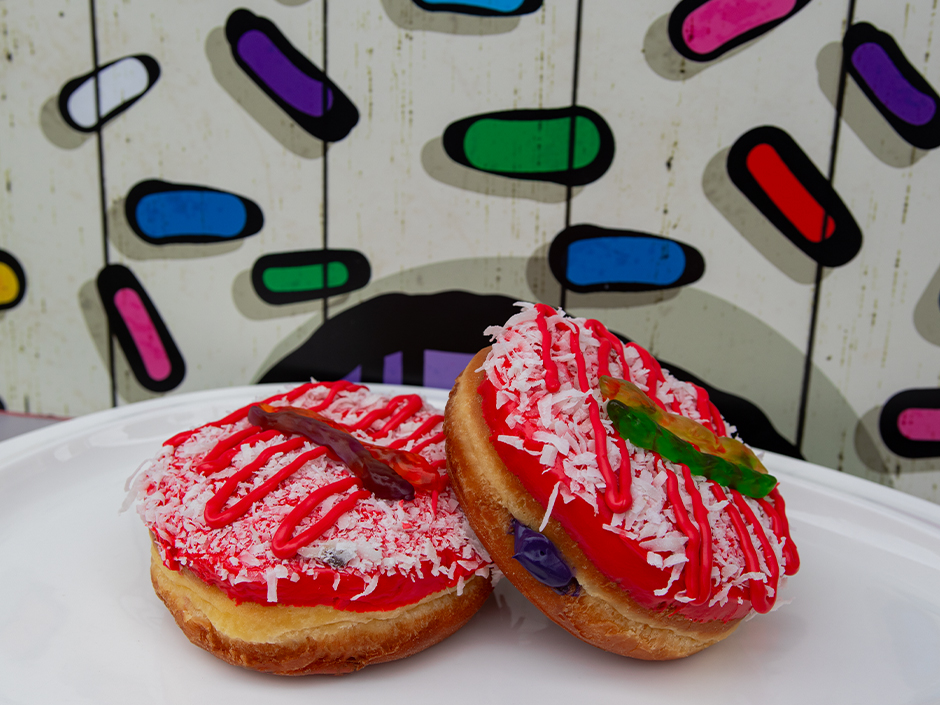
[
  {"xmin": 150, "ymin": 544, "xmax": 492, "ymax": 675},
  {"xmin": 445, "ymin": 349, "xmax": 740, "ymax": 660}
]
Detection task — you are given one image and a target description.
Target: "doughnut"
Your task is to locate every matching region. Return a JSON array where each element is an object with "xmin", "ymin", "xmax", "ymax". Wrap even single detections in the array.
[
  {"xmin": 135, "ymin": 381, "xmax": 494, "ymax": 675},
  {"xmin": 444, "ymin": 303, "xmax": 799, "ymax": 660}
]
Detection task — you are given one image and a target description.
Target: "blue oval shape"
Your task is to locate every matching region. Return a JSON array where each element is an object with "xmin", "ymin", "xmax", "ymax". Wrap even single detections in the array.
[
  {"xmin": 548, "ymin": 225, "xmax": 705, "ymax": 293},
  {"xmin": 413, "ymin": 0, "xmax": 542, "ymax": 15},
  {"xmin": 568, "ymin": 236, "xmax": 687, "ymax": 286},
  {"xmin": 136, "ymin": 191, "xmax": 247, "ymax": 239},
  {"xmin": 125, "ymin": 180, "xmax": 263, "ymax": 245}
]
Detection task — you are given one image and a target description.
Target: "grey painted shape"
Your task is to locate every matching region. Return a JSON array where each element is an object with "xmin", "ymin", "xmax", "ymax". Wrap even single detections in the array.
[{"xmin": 913, "ymin": 262, "xmax": 940, "ymax": 347}]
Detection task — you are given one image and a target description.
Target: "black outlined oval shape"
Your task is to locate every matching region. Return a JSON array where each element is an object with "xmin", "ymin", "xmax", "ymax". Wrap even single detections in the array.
[
  {"xmin": 58, "ymin": 55, "xmax": 160, "ymax": 132},
  {"xmin": 879, "ymin": 388, "xmax": 940, "ymax": 458},
  {"xmin": 727, "ymin": 126, "xmax": 861, "ymax": 267},
  {"xmin": 0, "ymin": 249, "xmax": 27, "ymax": 310},
  {"xmin": 548, "ymin": 224, "xmax": 704, "ymax": 293},
  {"xmin": 125, "ymin": 180, "xmax": 264, "ymax": 245},
  {"xmin": 225, "ymin": 8, "xmax": 359, "ymax": 142},
  {"xmin": 411, "ymin": 0, "xmax": 542, "ymax": 16},
  {"xmin": 442, "ymin": 106, "xmax": 615, "ymax": 186},
  {"xmin": 96, "ymin": 264, "xmax": 185, "ymax": 393},
  {"xmin": 668, "ymin": 0, "xmax": 811, "ymax": 62},
  {"xmin": 252, "ymin": 250, "xmax": 371, "ymax": 305},
  {"xmin": 844, "ymin": 22, "xmax": 940, "ymax": 150}
]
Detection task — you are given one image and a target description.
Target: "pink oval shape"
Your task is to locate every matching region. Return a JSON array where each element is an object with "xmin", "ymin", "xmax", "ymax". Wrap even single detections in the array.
[
  {"xmin": 682, "ymin": 0, "xmax": 797, "ymax": 56},
  {"xmin": 897, "ymin": 407, "xmax": 940, "ymax": 441},
  {"xmin": 113, "ymin": 287, "xmax": 172, "ymax": 381}
]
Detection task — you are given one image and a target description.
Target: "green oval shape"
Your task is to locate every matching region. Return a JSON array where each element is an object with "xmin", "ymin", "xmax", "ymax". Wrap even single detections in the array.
[
  {"xmin": 262, "ymin": 262, "xmax": 349, "ymax": 293},
  {"xmin": 463, "ymin": 116, "xmax": 601, "ymax": 174}
]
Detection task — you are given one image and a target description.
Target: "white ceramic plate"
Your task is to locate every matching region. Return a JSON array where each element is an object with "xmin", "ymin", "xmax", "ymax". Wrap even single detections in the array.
[{"xmin": 1, "ymin": 385, "xmax": 939, "ymax": 704}]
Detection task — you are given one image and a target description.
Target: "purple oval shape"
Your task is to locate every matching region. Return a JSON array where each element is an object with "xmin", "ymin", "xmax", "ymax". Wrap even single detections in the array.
[
  {"xmin": 237, "ymin": 29, "xmax": 333, "ymax": 117},
  {"xmin": 852, "ymin": 42, "xmax": 936, "ymax": 126}
]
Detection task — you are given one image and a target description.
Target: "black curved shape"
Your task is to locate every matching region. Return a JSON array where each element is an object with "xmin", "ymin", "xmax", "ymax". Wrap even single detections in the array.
[
  {"xmin": 442, "ymin": 106, "xmax": 615, "ymax": 187},
  {"xmin": 548, "ymin": 224, "xmax": 704, "ymax": 293},
  {"xmin": 252, "ymin": 249, "xmax": 371, "ymax": 304},
  {"xmin": 259, "ymin": 291, "xmax": 521, "ymax": 386},
  {"xmin": 844, "ymin": 22, "xmax": 940, "ymax": 150},
  {"xmin": 0, "ymin": 249, "xmax": 26, "ymax": 311},
  {"xmin": 668, "ymin": 0, "xmax": 811, "ymax": 62},
  {"xmin": 96, "ymin": 264, "xmax": 185, "ymax": 393},
  {"xmin": 225, "ymin": 8, "xmax": 359, "ymax": 142},
  {"xmin": 412, "ymin": 0, "xmax": 543, "ymax": 16},
  {"xmin": 125, "ymin": 180, "xmax": 264, "ymax": 245},
  {"xmin": 879, "ymin": 388, "xmax": 940, "ymax": 458},
  {"xmin": 727, "ymin": 125, "xmax": 862, "ymax": 267},
  {"xmin": 57, "ymin": 55, "xmax": 160, "ymax": 132}
]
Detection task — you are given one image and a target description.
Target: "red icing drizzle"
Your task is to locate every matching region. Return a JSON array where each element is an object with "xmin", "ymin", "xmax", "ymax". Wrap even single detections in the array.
[
  {"xmin": 483, "ymin": 306, "xmax": 798, "ymax": 619},
  {"xmin": 535, "ymin": 303, "xmax": 561, "ymax": 392},
  {"xmin": 147, "ymin": 382, "xmax": 480, "ymax": 610},
  {"xmin": 273, "ymin": 478, "xmax": 371, "ymax": 559},
  {"xmin": 680, "ymin": 463, "xmax": 713, "ymax": 605}
]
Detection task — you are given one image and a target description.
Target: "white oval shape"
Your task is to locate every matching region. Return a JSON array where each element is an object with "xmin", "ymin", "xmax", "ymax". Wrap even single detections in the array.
[{"xmin": 65, "ymin": 57, "xmax": 151, "ymax": 129}]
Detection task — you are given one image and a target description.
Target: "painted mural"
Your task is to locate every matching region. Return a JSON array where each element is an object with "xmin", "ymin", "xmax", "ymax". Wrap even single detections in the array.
[{"xmin": 1, "ymin": 0, "xmax": 939, "ymax": 504}]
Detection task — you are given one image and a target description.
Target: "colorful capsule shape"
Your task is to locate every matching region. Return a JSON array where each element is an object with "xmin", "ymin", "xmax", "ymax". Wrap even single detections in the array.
[
  {"xmin": 252, "ymin": 250, "xmax": 371, "ymax": 305},
  {"xmin": 548, "ymin": 224, "xmax": 704, "ymax": 293},
  {"xmin": 57, "ymin": 55, "xmax": 160, "ymax": 132},
  {"xmin": 668, "ymin": 0, "xmax": 810, "ymax": 62},
  {"xmin": 124, "ymin": 180, "xmax": 264, "ymax": 245},
  {"xmin": 880, "ymin": 388, "xmax": 940, "ymax": 458},
  {"xmin": 442, "ymin": 106, "xmax": 615, "ymax": 186},
  {"xmin": 411, "ymin": 0, "xmax": 542, "ymax": 16},
  {"xmin": 727, "ymin": 126, "xmax": 861, "ymax": 267},
  {"xmin": 96, "ymin": 264, "xmax": 185, "ymax": 393},
  {"xmin": 0, "ymin": 250, "xmax": 26, "ymax": 310},
  {"xmin": 226, "ymin": 9, "xmax": 358, "ymax": 142},
  {"xmin": 844, "ymin": 23, "xmax": 940, "ymax": 150}
]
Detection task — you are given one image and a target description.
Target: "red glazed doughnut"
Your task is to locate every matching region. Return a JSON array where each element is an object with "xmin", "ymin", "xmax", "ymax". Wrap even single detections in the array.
[
  {"xmin": 444, "ymin": 304, "xmax": 798, "ymax": 660},
  {"xmin": 135, "ymin": 381, "xmax": 494, "ymax": 675}
]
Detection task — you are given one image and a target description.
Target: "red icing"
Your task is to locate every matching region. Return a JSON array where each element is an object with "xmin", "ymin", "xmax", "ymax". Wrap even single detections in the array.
[
  {"xmin": 478, "ymin": 305, "xmax": 798, "ymax": 622},
  {"xmin": 481, "ymin": 378, "xmax": 748, "ymax": 621},
  {"xmin": 140, "ymin": 382, "xmax": 488, "ymax": 611}
]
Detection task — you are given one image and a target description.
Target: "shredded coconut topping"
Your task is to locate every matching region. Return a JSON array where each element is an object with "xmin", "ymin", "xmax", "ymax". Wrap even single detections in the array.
[{"xmin": 137, "ymin": 382, "xmax": 492, "ymax": 605}]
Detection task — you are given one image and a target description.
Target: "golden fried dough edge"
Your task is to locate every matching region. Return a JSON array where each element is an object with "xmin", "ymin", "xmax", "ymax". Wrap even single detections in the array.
[
  {"xmin": 150, "ymin": 545, "xmax": 492, "ymax": 675},
  {"xmin": 444, "ymin": 348, "xmax": 739, "ymax": 661}
]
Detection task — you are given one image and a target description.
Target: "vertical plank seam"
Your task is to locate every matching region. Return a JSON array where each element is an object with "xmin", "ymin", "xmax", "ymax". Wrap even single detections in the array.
[
  {"xmin": 795, "ymin": 0, "xmax": 858, "ymax": 455},
  {"xmin": 561, "ymin": 0, "xmax": 584, "ymax": 310},
  {"xmin": 322, "ymin": 0, "xmax": 330, "ymax": 322},
  {"xmin": 89, "ymin": 0, "xmax": 117, "ymax": 407}
]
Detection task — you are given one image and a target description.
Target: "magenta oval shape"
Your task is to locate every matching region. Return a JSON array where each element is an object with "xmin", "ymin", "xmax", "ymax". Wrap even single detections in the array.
[
  {"xmin": 113, "ymin": 287, "xmax": 172, "ymax": 382},
  {"xmin": 682, "ymin": 0, "xmax": 797, "ymax": 56},
  {"xmin": 897, "ymin": 407, "xmax": 940, "ymax": 441}
]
